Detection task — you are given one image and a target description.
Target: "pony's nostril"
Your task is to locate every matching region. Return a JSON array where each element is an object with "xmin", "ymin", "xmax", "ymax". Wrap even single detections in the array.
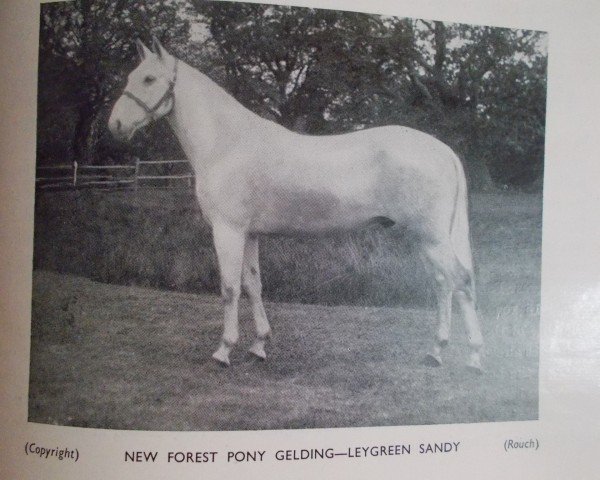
[{"xmin": 116, "ymin": 119, "xmax": 122, "ymax": 132}]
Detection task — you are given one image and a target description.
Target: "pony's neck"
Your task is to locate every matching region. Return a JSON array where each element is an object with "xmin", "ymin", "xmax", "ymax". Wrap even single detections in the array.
[{"xmin": 167, "ymin": 59, "xmax": 257, "ymax": 168}]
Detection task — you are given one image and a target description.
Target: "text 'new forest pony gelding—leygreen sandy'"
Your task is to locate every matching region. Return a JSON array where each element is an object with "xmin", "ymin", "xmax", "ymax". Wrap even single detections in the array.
[{"xmin": 108, "ymin": 38, "xmax": 484, "ymax": 372}]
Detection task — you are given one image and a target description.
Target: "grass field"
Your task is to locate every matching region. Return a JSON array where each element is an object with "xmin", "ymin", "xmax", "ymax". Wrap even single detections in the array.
[
  {"xmin": 33, "ymin": 188, "xmax": 433, "ymax": 306},
  {"xmin": 28, "ymin": 190, "xmax": 541, "ymax": 430}
]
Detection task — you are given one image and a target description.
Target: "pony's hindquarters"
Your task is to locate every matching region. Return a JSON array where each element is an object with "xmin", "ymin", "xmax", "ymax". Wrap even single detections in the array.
[{"xmin": 423, "ymin": 153, "xmax": 483, "ymax": 372}]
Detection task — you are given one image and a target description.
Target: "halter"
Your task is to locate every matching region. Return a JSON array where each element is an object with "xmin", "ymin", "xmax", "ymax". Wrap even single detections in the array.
[{"xmin": 123, "ymin": 58, "xmax": 179, "ymax": 116}]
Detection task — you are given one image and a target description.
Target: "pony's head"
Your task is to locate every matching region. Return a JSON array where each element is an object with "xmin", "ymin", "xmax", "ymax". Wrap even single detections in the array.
[{"xmin": 109, "ymin": 37, "xmax": 178, "ymax": 141}]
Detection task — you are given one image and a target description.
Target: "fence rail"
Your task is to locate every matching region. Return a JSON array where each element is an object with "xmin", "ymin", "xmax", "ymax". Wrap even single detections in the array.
[{"xmin": 35, "ymin": 158, "xmax": 194, "ymax": 190}]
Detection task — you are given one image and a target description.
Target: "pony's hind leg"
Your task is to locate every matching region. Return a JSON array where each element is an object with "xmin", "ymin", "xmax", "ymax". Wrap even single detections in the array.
[
  {"xmin": 456, "ymin": 285, "xmax": 484, "ymax": 373},
  {"xmin": 447, "ymin": 251, "xmax": 483, "ymax": 372},
  {"xmin": 242, "ymin": 235, "xmax": 271, "ymax": 360},
  {"xmin": 211, "ymin": 223, "xmax": 246, "ymax": 366},
  {"xmin": 423, "ymin": 240, "xmax": 483, "ymax": 371},
  {"xmin": 424, "ymin": 270, "xmax": 453, "ymax": 366}
]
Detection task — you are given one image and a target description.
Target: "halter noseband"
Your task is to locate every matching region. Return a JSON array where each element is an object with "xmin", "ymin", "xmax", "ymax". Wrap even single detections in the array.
[{"xmin": 123, "ymin": 58, "xmax": 179, "ymax": 116}]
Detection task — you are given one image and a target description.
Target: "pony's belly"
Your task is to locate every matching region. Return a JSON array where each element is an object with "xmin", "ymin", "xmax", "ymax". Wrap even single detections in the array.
[{"xmin": 250, "ymin": 206, "xmax": 384, "ymax": 235}]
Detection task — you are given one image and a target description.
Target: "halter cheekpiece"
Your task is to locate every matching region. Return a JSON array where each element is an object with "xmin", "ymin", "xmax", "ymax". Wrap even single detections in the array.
[{"xmin": 123, "ymin": 58, "xmax": 178, "ymax": 116}]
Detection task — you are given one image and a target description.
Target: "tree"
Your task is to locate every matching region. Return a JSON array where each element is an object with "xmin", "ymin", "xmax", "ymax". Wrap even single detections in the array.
[
  {"xmin": 38, "ymin": 1, "xmax": 547, "ymax": 190},
  {"xmin": 38, "ymin": 0, "xmax": 192, "ymax": 164},
  {"xmin": 193, "ymin": 2, "xmax": 414, "ymax": 133},
  {"xmin": 404, "ymin": 22, "xmax": 547, "ymax": 189},
  {"xmin": 192, "ymin": 4, "xmax": 546, "ymax": 189}
]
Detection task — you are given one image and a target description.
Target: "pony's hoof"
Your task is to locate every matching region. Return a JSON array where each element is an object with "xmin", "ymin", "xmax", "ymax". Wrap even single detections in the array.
[
  {"xmin": 212, "ymin": 349, "xmax": 230, "ymax": 367},
  {"xmin": 465, "ymin": 349, "xmax": 483, "ymax": 373},
  {"xmin": 465, "ymin": 362, "xmax": 484, "ymax": 374},
  {"xmin": 248, "ymin": 342, "xmax": 267, "ymax": 360},
  {"xmin": 423, "ymin": 353, "xmax": 443, "ymax": 367},
  {"xmin": 465, "ymin": 357, "xmax": 483, "ymax": 374}
]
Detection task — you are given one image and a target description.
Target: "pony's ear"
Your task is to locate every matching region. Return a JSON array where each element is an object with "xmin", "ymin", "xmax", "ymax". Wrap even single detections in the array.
[
  {"xmin": 151, "ymin": 35, "xmax": 168, "ymax": 60},
  {"xmin": 135, "ymin": 39, "xmax": 152, "ymax": 61}
]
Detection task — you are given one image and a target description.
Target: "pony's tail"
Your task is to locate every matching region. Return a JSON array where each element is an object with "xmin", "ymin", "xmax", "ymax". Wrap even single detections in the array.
[{"xmin": 450, "ymin": 154, "xmax": 476, "ymax": 301}]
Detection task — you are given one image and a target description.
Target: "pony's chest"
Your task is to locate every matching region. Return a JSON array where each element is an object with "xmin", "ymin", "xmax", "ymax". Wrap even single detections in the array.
[{"xmin": 192, "ymin": 166, "xmax": 254, "ymax": 226}]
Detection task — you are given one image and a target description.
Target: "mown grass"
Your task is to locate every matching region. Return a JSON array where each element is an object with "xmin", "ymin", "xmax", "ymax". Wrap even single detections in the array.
[
  {"xmin": 29, "ymin": 269, "xmax": 538, "ymax": 430},
  {"xmin": 29, "ymin": 189, "xmax": 542, "ymax": 430}
]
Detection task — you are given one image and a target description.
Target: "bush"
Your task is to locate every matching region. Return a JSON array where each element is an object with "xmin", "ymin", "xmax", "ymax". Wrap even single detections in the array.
[{"xmin": 33, "ymin": 189, "xmax": 431, "ymax": 307}]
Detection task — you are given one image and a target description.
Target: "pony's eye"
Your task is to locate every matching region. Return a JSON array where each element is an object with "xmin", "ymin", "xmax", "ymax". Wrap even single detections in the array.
[{"xmin": 144, "ymin": 75, "xmax": 156, "ymax": 85}]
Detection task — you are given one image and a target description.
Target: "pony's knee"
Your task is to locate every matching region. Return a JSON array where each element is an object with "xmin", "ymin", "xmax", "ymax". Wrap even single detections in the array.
[
  {"xmin": 242, "ymin": 275, "xmax": 262, "ymax": 299},
  {"xmin": 221, "ymin": 284, "xmax": 240, "ymax": 305},
  {"xmin": 455, "ymin": 283, "xmax": 474, "ymax": 305},
  {"xmin": 451, "ymin": 260, "xmax": 475, "ymax": 299}
]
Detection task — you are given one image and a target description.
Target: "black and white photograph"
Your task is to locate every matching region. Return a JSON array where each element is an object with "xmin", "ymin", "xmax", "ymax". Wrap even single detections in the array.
[{"xmin": 29, "ymin": 0, "xmax": 546, "ymax": 431}]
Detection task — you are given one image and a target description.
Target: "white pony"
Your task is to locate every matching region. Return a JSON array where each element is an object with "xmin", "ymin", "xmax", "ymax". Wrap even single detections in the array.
[{"xmin": 109, "ymin": 38, "xmax": 484, "ymax": 371}]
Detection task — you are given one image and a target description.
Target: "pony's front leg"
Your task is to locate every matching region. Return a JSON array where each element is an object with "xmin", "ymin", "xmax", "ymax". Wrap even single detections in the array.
[
  {"xmin": 242, "ymin": 235, "xmax": 271, "ymax": 360},
  {"xmin": 211, "ymin": 222, "xmax": 246, "ymax": 366}
]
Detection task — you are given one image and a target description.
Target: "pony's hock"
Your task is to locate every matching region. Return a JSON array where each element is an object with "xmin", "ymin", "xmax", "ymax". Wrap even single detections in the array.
[{"xmin": 109, "ymin": 38, "xmax": 484, "ymax": 372}]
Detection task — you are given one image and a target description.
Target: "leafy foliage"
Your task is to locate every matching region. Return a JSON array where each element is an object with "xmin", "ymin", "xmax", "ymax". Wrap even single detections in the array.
[
  {"xmin": 194, "ymin": 3, "xmax": 415, "ymax": 132},
  {"xmin": 38, "ymin": 0, "xmax": 192, "ymax": 164},
  {"xmin": 38, "ymin": 0, "xmax": 547, "ymax": 190}
]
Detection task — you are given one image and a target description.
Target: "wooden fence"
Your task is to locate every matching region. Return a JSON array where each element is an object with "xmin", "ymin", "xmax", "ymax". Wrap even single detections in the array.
[{"xmin": 36, "ymin": 158, "xmax": 194, "ymax": 190}]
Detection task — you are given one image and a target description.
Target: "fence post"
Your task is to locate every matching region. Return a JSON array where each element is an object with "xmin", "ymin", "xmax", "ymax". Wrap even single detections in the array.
[
  {"xmin": 134, "ymin": 157, "xmax": 140, "ymax": 192},
  {"xmin": 73, "ymin": 160, "xmax": 78, "ymax": 187}
]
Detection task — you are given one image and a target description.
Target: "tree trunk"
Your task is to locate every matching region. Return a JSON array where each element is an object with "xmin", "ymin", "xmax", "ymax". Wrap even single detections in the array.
[
  {"xmin": 464, "ymin": 111, "xmax": 496, "ymax": 192},
  {"xmin": 464, "ymin": 156, "xmax": 495, "ymax": 192},
  {"xmin": 74, "ymin": 104, "xmax": 100, "ymax": 164}
]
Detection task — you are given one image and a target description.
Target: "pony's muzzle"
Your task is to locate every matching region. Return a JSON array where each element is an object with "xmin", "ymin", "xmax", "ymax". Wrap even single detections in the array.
[
  {"xmin": 108, "ymin": 115, "xmax": 123, "ymax": 139},
  {"xmin": 108, "ymin": 96, "xmax": 136, "ymax": 141},
  {"xmin": 108, "ymin": 115, "xmax": 133, "ymax": 142},
  {"xmin": 112, "ymin": 118, "xmax": 123, "ymax": 134}
]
